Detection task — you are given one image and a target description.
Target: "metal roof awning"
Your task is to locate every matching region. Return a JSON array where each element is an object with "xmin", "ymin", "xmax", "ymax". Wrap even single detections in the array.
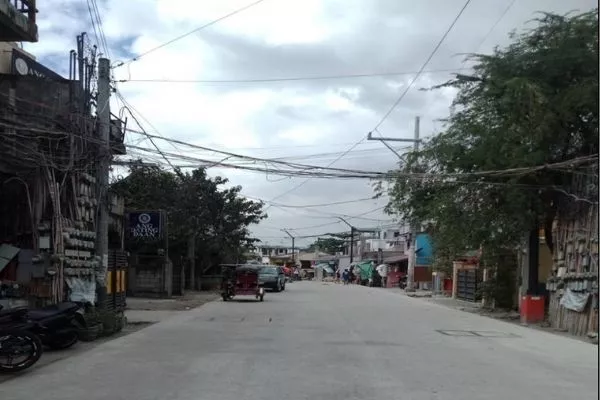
[
  {"xmin": 0, "ymin": 244, "xmax": 20, "ymax": 273},
  {"xmin": 383, "ymin": 254, "xmax": 408, "ymax": 264}
]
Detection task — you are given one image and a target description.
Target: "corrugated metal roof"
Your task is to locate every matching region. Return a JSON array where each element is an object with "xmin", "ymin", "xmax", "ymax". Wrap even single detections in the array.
[{"xmin": 383, "ymin": 254, "xmax": 408, "ymax": 264}]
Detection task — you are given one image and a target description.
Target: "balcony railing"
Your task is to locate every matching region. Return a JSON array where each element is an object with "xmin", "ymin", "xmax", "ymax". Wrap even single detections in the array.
[{"xmin": 0, "ymin": 0, "xmax": 38, "ymax": 42}]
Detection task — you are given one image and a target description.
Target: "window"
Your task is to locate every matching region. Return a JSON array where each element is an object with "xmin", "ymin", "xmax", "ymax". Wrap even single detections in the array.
[{"xmin": 261, "ymin": 248, "xmax": 268, "ymax": 256}]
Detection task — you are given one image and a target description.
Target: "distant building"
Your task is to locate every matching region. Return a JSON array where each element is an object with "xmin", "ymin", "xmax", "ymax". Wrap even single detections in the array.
[{"xmin": 252, "ymin": 245, "xmax": 299, "ymax": 264}]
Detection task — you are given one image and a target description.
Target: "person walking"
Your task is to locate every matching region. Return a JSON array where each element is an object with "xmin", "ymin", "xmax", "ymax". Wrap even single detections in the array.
[
  {"xmin": 342, "ymin": 269, "xmax": 349, "ymax": 285},
  {"xmin": 376, "ymin": 263, "xmax": 388, "ymax": 288}
]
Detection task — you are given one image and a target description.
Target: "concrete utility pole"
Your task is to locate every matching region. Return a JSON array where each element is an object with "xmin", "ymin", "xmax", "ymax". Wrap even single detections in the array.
[
  {"xmin": 406, "ymin": 116, "xmax": 420, "ymax": 291},
  {"xmin": 282, "ymin": 229, "xmax": 295, "ymax": 266},
  {"xmin": 188, "ymin": 236, "xmax": 195, "ymax": 290},
  {"xmin": 367, "ymin": 116, "xmax": 421, "ymax": 291},
  {"xmin": 96, "ymin": 57, "xmax": 111, "ymax": 296},
  {"xmin": 337, "ymin": 217, "xmax": 356, "ymax": 263}
]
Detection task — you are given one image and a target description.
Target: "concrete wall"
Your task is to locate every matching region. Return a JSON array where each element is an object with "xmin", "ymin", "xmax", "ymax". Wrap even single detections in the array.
[{"xmin": 128, "ymin": 255, "xmax": 172, "ymax": 298}]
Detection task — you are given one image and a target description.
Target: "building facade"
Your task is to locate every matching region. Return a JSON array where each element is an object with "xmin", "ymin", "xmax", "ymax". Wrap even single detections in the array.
[{"xmin": 0, "ymin": 34, "xmax": 126, "ymax": 308}]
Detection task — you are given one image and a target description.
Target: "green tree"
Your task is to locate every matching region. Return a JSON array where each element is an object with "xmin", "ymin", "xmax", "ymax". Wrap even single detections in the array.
[
  {"xmin": 111, "ymin": 163, "xmax": 266, "ymax": 272},
  {"xmin": 307, "ymin": 237, "xmax": 347, "ymax": 254},
  {"xmin": 385, "ymin": 10, "xmax": 598, "ymax": 276}
]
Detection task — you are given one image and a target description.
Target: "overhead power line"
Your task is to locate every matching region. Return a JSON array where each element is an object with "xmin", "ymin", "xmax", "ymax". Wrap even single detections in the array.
[
  {"xmin": 244, "ymin": 195, "xmax": 383, "ymax": 209},
  {"xmin": 264, "ymin": 136, "xmax": 367, "ymax": 208},
  {"xmin": 470, "ymin": 0, "xmax": 517, "ymax": 57},
  {"xmin": 113, "ymin": 0, "xmax": 268, "ymax": 68},
  {"xmin": 124, "ymin": 128, "xmax": 385, "ymax": 176},
  {"xmin": 263, "ymin": 1, "xmax": 474, "ymax": 207},
  {"xmin": 117, "ymin": 93, "xmax": 180, "ymax": 174},
  {"xmin": 116, "ymin": 67, "xmax": 468, "ymax": 84},
  {"xmin": 1, "ymin": 118, "xmax": 596, "ymax": 182},
  {"xmin": 372, "ymin": 0, "xmax": 472, "ymax": 131}
]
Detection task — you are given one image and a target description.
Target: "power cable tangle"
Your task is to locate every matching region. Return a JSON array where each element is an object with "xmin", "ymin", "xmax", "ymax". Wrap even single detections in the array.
[{"xmin": 1, "ymin": 119, "xmax": 597, "ymax": 181}]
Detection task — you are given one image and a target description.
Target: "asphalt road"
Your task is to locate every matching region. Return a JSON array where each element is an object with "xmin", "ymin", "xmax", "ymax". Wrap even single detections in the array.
[{"xmin": 1, "ymin": 282, "xmax": 598, "ymax": 399}]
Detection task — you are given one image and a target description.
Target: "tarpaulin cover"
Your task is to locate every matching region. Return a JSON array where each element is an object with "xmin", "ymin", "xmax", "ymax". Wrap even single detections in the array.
[
  {"xmin": 66, "ymin": 277, "xmax": 96, "ymax": 303},
  {"xmin": 354, "ymin": 262, "xmax": 373, "ymax": 280},
  {"xmin": 559, "ymin": 289, "xmax": 590, "ymax": 313},
  {"xmin": 0, "ymin": 244, "xmax": 20, "ymax": 273}
]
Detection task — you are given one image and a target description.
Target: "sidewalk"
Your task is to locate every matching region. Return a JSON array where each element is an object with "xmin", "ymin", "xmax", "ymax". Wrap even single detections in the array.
[
  {"xmin": 126, "ymin": 291, "xmax": 218, "ymax": 323},
  {"xmin": 0, "ymin": 291, "xmax": 218, "ymax": 383},
  {"xmin": 395, "ymin": 288, "xmax": 598, "ymax": 344}
]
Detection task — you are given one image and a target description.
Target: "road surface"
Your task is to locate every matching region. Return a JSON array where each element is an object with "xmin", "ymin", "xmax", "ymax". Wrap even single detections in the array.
[{"xmin": 2, "ymin": 283, "xmax": 598, "ymax": 399}]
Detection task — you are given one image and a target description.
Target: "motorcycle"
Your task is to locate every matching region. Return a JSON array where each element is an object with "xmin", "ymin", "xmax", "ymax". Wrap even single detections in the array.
[
  {"xmin": 0, "ymin": 328, "xmax": 43, "ymax": 372},
  {"xmin": 0, "ymin": 302, "xmax": 86, "ymax": 351},
  {"xmin": 398, "ymin": 276, "xmax": 408, "ymax": 289}
]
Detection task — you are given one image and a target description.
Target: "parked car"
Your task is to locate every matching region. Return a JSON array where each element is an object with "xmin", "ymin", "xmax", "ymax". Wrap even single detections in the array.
[{"xmin": 258, "ymin": 266, "xmax": 286, "ymax": 292}]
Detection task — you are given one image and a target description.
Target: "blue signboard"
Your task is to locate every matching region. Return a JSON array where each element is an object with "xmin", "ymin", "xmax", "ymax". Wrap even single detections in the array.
[
  {"xmin": 415, "ymin": 233, "xmax": 433, "ymax": 266},
  {"xmin": 128, "ymin": 211, "xmax": 162, "ymax": 239}
]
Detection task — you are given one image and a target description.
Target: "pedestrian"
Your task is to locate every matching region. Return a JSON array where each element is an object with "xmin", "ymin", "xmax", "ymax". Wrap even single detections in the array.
[
  {"xmin": 376, "ymin": 263, "xmax": 388, "ymax": 288},
  {"xmin": 293, "ymin": 267, "xmax": 300, "ymax": 281},
  {"xmin": 342, "ymin": 269, "xmax": 349, "ymax": 285}
]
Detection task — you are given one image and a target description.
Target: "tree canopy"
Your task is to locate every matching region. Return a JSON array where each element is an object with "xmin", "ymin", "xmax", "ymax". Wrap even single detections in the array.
[
  {"xmin": 307, "ymin": 237, "xmax": 347, "ymax": 254},
  {"xmin": 385, "ymin": 10, "xmax": 599, "ymax": 269},
  {"xmin": 111, "ymin": 163, "xmax": 266, "ymax": 268}
]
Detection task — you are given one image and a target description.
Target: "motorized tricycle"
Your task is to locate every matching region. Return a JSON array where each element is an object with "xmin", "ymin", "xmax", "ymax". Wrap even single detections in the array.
[{"xmin": 220, "ymin": 264, "xmax": 265, "ymax": 302}]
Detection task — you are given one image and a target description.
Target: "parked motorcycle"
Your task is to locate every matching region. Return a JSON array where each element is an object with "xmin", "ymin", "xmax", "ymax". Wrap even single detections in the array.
[
  {"xmin": 0, "ymin": 302, "xmax": 86, "ymax": 351},
  {"xmin": 0, "ymin": 328, "xmax": 43, "ymax": 372},
  {"xmin": 398, "ymin": 276, "xmax": 408, "ymax": 289}
]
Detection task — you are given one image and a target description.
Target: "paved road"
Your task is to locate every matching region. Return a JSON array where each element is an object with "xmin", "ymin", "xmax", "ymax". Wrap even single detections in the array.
[{"xmin": 2, "ymin": 283, "xmax": 598, "ymax": 399}]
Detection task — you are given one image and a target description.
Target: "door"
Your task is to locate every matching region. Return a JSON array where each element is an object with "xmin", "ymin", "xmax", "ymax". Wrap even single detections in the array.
[{"xmin": 456, "ymin": 269, "xmax": 481, "ymax": 302}]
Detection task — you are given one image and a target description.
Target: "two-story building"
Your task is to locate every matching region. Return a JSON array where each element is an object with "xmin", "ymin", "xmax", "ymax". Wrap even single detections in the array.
[{"xmin": 252, "ymin": 244, "xmax": 299, "ymax": 264}]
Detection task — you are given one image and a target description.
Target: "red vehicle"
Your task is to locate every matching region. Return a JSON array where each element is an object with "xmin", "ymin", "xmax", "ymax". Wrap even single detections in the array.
[
  {"xmin": 282, "ymin": 265, "xmax": 293, "ymax": 279},
  {"xmin": 220, "ymin": 264, "xmax": 265, "ymax": 302}
]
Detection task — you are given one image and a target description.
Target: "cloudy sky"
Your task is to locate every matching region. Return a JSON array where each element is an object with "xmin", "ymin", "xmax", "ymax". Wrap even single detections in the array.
[{"xmin": 24, "ymin": 0, "xmax": 596, "ymax": 247}]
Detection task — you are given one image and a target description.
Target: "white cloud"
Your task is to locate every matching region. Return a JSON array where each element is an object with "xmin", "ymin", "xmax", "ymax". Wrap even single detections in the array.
[{"xmin": 23, "ymin": 0, "xmax": 598, "ymax": 245}]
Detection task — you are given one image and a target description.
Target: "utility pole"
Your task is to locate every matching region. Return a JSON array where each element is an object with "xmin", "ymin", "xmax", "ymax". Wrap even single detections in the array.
[
  {"xmin": 337, "ymin": 217, "xmax": 356, "ymax": 263},
  {"xmin": 282, "ymin": 229, "xmax": 295, "ymax": 266},
  {"xmin": 96, "ymin": 57, "xmax": 111, "ymax": 299},
  {"xmin": 367, "ymin": 116, "xmax": 421, "ymax": 291},
  {"xmin": 406, "ymin": 116, "xmax": 420, "ymax": 291},
  {"xmin": 187, "ymin": 236, "xmax": 195, "ymax": 290}
]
